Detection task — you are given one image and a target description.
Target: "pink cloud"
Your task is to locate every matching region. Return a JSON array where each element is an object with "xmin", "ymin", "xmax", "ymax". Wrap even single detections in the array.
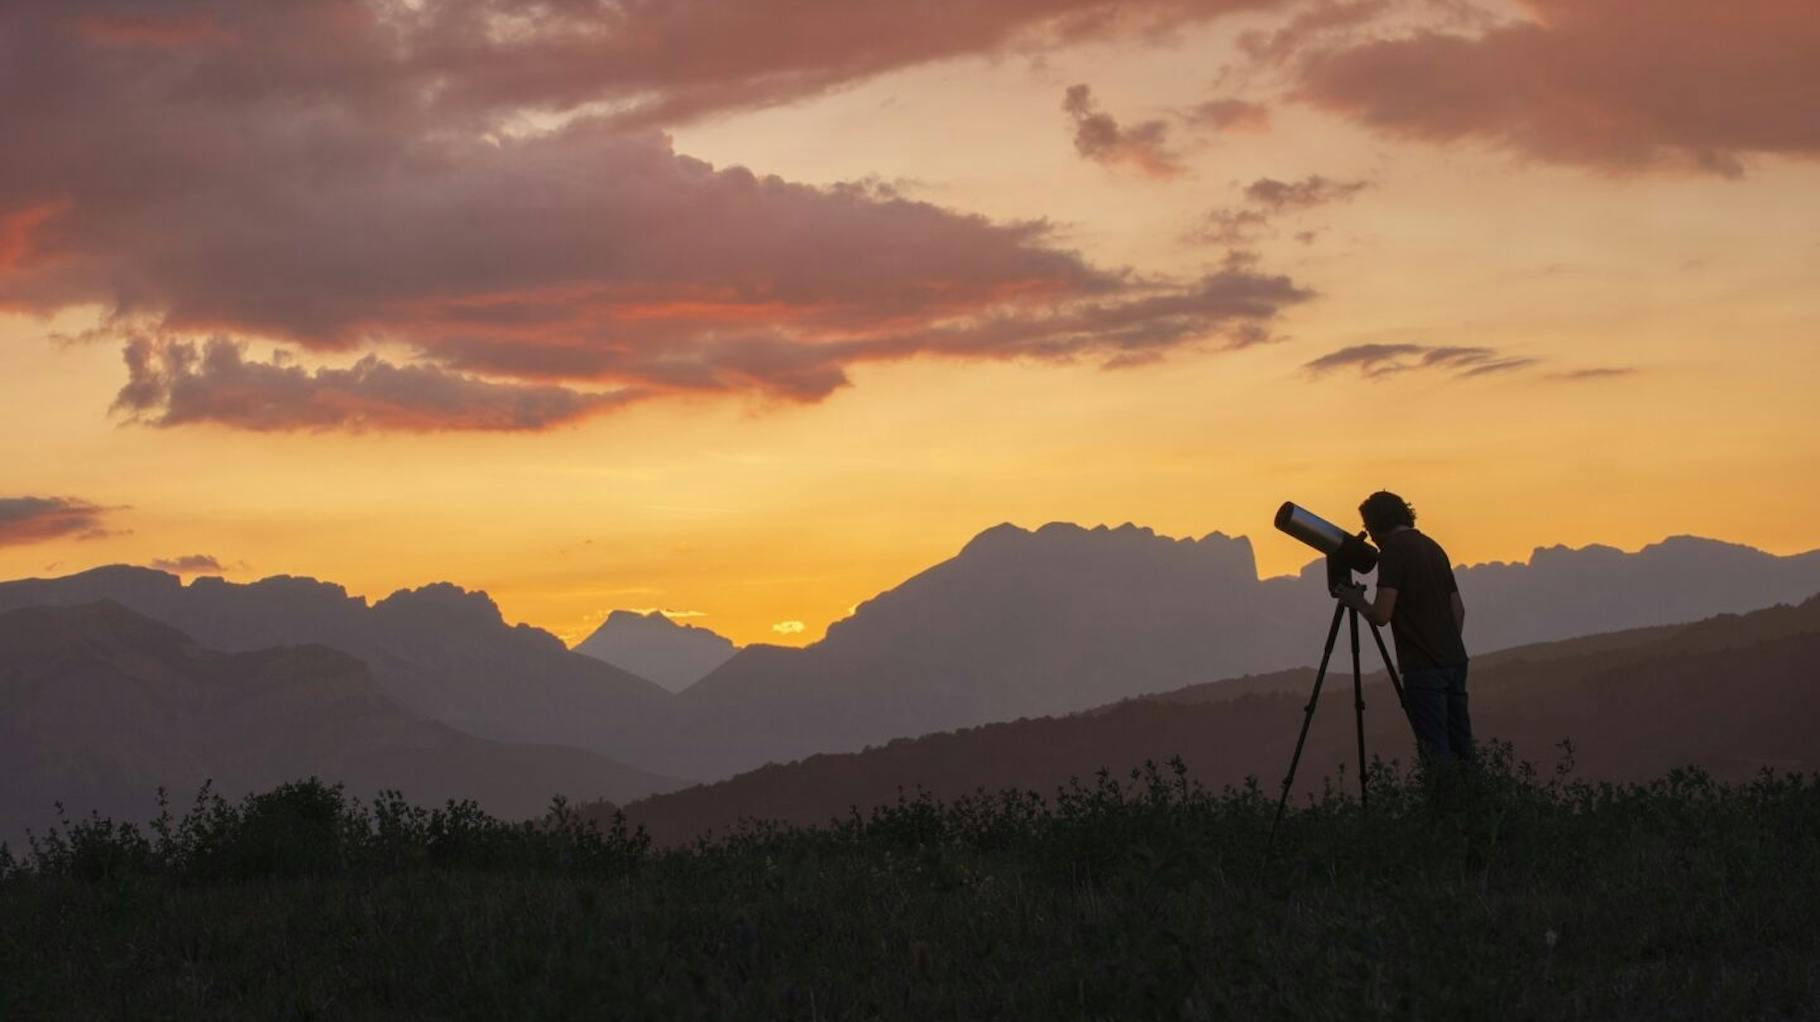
[
  {"xmin": 1063, "ymin": 84, "xmax": 1184, "ymax": 178},
  {"xmin": 0, "ymin": 497, "xmax": 122, "ymax": 547},
  {"xmin": 115, "ymin": 338, "xmax": 642, "ymax": 432},
  {"xmin": 1185, "ymin": 174, "xmax": 1369, "ymax": 245},
  {"xmin": 1185, "ymin": 98, "xmax": 1272, "ymax": 132},
  {"xmin": 0, "ymin": 1, "xmax": 1314, "ymax": 432},
  {"xmin": 1293, "ymin": 0, "xmax": 1820, "ymax": 175}
]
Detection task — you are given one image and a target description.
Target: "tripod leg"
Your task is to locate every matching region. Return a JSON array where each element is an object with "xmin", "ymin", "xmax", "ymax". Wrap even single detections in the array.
[
  {"xmin": 1366, "ymin": 622, "xmax": 1408, "ymax": 709},
  {"xmin": 1350, "ymin": 608, "xmax": 1369, "ymax": 808},
  {"xmin": 1268, "ymin": 601, "xmax": 1347, "ymax": 855}
]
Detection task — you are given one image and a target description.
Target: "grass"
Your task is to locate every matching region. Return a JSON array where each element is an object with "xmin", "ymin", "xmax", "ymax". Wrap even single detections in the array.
[{"xmin": 2, "ymin": 741, "xmax": 1816, "ymax": 1020}]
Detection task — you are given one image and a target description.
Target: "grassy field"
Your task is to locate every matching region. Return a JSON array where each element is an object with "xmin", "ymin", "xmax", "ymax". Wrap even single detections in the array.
[{"xmin": 3, "ymin": 742, "xmax": 1816, "ymax": 1020}]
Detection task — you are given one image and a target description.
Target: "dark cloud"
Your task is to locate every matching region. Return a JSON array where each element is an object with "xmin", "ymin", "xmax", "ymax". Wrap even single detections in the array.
[
  {"xmin": 148, "ymin": 554, "xmax": 225, "ymax": 573},
  {"xmin": 0, "ymin": 497, "xmax": 121, "ymax": 547},
  {"xmin": 114, "ymin": 338, "xmax": 643, "ymax": 432},
  {"xmin": 1546, "ymin": 367, "xmax": 1637, "ymax": 382},
  {"xmin": 1063, "ymin": 85, "xmax": 1183, "ymax": 177},
  {"xmin": 1186, "ymin": 174, "xmax": 1369, "ymax": 245},
  {"xmin": 1244, "ymin": 175, "xmax": 1370, "ymax": 210},
  {"xmin": 1186, "ymin": 98, "xmax": 1271, "ymax": 132},
  {"xmin": 1293, "ymin": 0, "xmax": 1820, "ymax": 175},
  {"xmin": 1184, "ymin": 209, "xmax": 1272, "ymax": 246},
  {"xmin": 1304, "ymin": 343, "xmax": 1535, "ymax": 379},
  {"xmin": 0, "ymin": 2, "xmax": 1315, "ymax": 431}
]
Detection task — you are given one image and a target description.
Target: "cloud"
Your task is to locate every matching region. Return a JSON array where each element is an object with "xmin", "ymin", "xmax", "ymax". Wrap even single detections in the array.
[
  {"xmin": 1186, "ymin": 174, "xmax": 1369, "ymax": 245},
  {"xmin": 1063, "ymin": 84, "xmax": 1184, "ymax": 178},
  {"xmin": 1185, "ymin": 97, "xmax": 1272, "ymax": 132},
  {"xmin": 148, "ymin": 554, "xmax": 225, "ymax": 573},
  {"xmin": 114, "ymin": 338, "xmax": 643, "ymax": 432},
  {"xmin": 0, "ymin": 3, "xmax": 1313, "ymax": 431},
  {"xmin": 1304, "ymin": 343, "xmax": 1536, "ymax": 379},
  {"xmin": 1237, "ymin": 0, "xmax": 1396, "ymax": 65},
  {"xmin": 0, "ymin": 497, "xmax": 121, "ymax": 547},
  {"xmin": 772, "ymin": 620, "xmax": 806, "ymax": 635},
  {"xmin": 1546, "ymin": 367, "xmax": 1637, "ymax": 382},
  {"xmin": 1185, "ymin": 209, "xmax": 1273, "ymax": 247},
  {"xmin": 1291, "ymin": 1, "xmax": 1820, "ymax": 176},
  {"xmin": 1243, "ymin": 175, "xmax": 1370, "ymax": 210}
]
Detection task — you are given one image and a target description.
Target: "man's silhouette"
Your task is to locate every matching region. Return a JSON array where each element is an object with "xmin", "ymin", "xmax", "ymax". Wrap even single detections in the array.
[{"xmin": 1335, "ymin": 491, "xmax": 1473, "ymax": 770}]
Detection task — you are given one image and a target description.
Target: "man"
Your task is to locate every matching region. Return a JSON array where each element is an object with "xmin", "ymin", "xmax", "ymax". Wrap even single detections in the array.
[{"xmin": 1334, "ymin": 491, "xmax": 1473, "ymax": 770}]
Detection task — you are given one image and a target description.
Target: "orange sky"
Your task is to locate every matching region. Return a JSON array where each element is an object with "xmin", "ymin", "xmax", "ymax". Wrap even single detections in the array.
[{"xmin": 3, "ymin": 2, "xmax": 1817, "ymax": 647}]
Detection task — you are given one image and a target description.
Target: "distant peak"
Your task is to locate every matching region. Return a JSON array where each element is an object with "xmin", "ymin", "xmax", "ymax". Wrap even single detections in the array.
[
  {"xmin": 958, "ymin": 522, "xmax": 1031, "ymax": 556},
  {"xmin": 62, "ymin": 563, "xmax": 181, "ymax": 586},
  {"xmin": 608, "ymin": 608, "xmax": 676, "ymax": 625},
  {"xmin": 951, "ymin": 520, "xmax": 1258, "ymax": 578},
  {"xmin": 1646, "ymin": 534, "xmax": 1761, "ymax": 555},
  {"xmin": 1529, "ymin": 542, "xmax": 1625, "ymax": 564},
  {"xmin": 374, "ymin": 582, "xmax": 504, "ymax": 624}
]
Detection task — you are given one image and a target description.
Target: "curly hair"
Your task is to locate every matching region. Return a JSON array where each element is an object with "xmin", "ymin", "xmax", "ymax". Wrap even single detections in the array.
[{"xmin": 1359, "ymin": 490, "xmax": 1416, "ymax": 536}]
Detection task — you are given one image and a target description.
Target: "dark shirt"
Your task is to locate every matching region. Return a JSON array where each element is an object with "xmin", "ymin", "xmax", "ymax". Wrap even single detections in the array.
[{"xmin": 1376, "ymin": 528, "xmax": 1468, "ymax": 671}]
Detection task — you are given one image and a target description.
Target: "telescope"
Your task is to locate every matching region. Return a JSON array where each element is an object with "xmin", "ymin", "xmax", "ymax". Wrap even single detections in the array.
[
  {"xmin": 1267, "ymin": 500, "xmax": 1410, "ymax": 854},
  {"xmin": 1274, "ymin": 501, "xmax": 1378, "ymax": 588}
]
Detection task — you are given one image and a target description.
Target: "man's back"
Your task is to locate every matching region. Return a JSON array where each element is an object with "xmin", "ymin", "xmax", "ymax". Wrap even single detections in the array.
[{"xmin": 1377, "ymin": 528, "xmax": 1468, "ymax": 671}]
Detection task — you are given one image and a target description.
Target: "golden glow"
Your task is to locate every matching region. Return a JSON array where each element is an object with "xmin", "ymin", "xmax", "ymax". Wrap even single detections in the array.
[{"xmin": 4, "ymin": 25, "xmax": 1818, "ymax": 649}]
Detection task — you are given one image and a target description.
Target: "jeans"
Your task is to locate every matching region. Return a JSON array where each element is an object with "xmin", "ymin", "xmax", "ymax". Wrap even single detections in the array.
[{"xmin": 1402, "ymin": 663, "xmax": 1473, "ymax": 768}]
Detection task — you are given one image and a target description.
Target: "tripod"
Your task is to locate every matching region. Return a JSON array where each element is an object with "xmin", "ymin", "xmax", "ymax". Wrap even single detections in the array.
[{"xmin": 1267, "ymin": 556, "xmax": 1409, "ymax": 852}]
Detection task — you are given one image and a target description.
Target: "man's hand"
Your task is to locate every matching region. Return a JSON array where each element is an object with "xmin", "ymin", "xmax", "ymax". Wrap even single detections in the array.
[{"xmin": 1334, "ymin": 582, "xmax": 1397, "ymax": 627}]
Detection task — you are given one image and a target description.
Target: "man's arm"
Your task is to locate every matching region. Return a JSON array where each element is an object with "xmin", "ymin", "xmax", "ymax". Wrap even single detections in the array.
[
  {"xmin": 1450, "ymin": 591, "xmax": 1465, "ymax": 634},
  {"xmin": 1337, "ymin": 583, "xmax": 1396, "ymax": 628}
]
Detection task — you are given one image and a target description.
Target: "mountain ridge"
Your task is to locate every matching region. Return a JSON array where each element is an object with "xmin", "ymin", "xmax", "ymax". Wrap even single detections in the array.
[
  {"xmin": 572, "ymin": 609, "xmax": 737, "ymax": 693},
  {"xmin": 602, "ymin": 594, "xmax": 1820, "ymax": 846},
  {"xmin": 4, "ymin": 524, "xmax": 1817, "ymax": 784},
  {"xmin": 0, "ymin": 566, "xmax": 686, "ymax": 780},
  {"xmin": 663, "ymin": 524, "xmax": 1820, "ymax": 777},
  {"xmin": 0, "ymin": 601, "xmax": 680, "ymax": 843}
]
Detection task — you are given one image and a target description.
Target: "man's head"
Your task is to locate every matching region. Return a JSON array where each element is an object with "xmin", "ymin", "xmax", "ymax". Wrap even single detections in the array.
[{"xmin": 1359, "ymin": 490, "xmax": 1416, "ymax": 544}]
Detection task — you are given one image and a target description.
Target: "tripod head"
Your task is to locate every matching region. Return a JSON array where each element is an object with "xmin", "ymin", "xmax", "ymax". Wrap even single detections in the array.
[{"xmin": 1325, "ymin": 551, "xmax": 1363, "ymax": 596}]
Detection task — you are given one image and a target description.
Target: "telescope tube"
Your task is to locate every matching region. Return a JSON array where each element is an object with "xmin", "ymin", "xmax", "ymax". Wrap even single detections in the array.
[
  {"xmin": 1274, "ymin": 502, "xmax": 1379, "ymax": 575},
  {"xmin": 1275, "ymin": 503, "xmax": 1350, "ymax": 554}
]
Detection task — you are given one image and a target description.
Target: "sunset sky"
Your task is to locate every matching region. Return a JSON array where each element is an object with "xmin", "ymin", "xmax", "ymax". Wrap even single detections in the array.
[{"xmin": 2, "ymin": 0, "xmax": 1816, "ymax": 647}]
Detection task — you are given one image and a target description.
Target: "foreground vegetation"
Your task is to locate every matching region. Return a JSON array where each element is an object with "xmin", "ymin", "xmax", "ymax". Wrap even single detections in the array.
[{"xmin": 3, "ymin": 743, "xmax": 1816, "ymax": 1020}]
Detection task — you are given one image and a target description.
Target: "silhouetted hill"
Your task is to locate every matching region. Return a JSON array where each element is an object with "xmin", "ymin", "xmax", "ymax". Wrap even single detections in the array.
[
  {"xmin": 608, "ymin": 595, "xmax": 1820, "ymax": 846},
  {"xmin": 668, "ymin": 522, "xmax": 1820, "ymax": 778},
  {"xmin": 5, "ymin": 525, "xmax": 1816, "ymax": 784},
  {"xmin": 0, "ymin": 602, "xmax": 678, "ymax": 843},
  {"xmin": 0, "ymin": 567, "xmax": 685, "ymax": 779},
  {"xmin": 572, "ymin": 610, "xmax": 736, "ymax": 692}
]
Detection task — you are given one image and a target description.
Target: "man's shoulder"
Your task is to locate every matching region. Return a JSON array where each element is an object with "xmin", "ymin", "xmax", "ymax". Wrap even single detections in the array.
[
  {"xmin": 1383, "ymin": 528, "xmax": 1426, "ymax": 553},
  {"xmin": 1403, "ymin": 529, "xmax": 1453, "ymax": 563},
  {"xmin": 1384, "ymin": 528, "xmax": 1447, "ymax": 563}
]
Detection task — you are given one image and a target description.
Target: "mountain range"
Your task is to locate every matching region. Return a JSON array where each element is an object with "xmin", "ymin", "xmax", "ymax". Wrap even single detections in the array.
[
  {"xmin": 0, "ymin": 602, "xmax": 676, "ymax": 844},
  {"xmin": 2, "ymin": 523, "xmax": 1817, "ymax": 792},
  {"xmin": 603, "ymin": 594, "xmax": 1820, "ymax": 847},
  {"xmin": 661, "ymin": 524, "xmax": 1820, "ymax": 777},
  {"xmin": 0, "ymin": 567, "xmax": 684, "ymax": 776}
]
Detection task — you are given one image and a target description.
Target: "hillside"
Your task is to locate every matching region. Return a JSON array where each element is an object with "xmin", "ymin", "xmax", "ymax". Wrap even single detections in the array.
[
  {"xmin": 664, "ymin": 523, "xmax": 1820, "ymax": 778},
  {"xmin": 0, "ymin": 602, "xmax": 678, "ymax": 842},
  {"xmin": 607, "ymin": 595, "xmax": 1820, "ymax": 846},
  {"xmin": 4, "ymin": 525, "xmax": 1817, "ymax": 785}
]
